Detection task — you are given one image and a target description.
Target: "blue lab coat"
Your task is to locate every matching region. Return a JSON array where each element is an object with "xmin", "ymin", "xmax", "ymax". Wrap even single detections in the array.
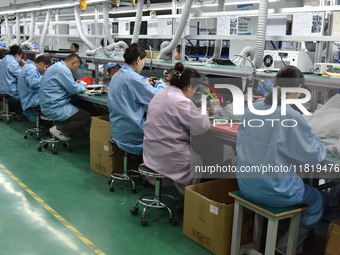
[
  {"xmin": 0, "ymin": 55, "xmax": 21, "ymax": 100},
  {"xmin": 108, "ymin": 64, "xmax": 165, "ymax": 155},
  {"xmin": 39, "ymin": 61, "xmax": 86, "ymax": 121},
  {"xmin": 236, "ymin": 101, "xmax": 326, "ymax": 227},
  {"xmin": 18, "ymin": 60, "xmax": 42, "ymax": 121}
]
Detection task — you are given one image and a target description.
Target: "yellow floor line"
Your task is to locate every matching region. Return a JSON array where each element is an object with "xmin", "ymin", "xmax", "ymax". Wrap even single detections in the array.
[{"xmin": 0, "ymin": 163, "xmax": 106, "ymax": 255}]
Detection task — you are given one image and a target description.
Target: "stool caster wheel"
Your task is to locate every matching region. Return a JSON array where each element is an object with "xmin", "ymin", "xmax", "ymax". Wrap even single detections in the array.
[
  {"xmin": 37, "ymin": 147, "xmax": 42, "ymax": 152},
  {"xmin": 36, "ymin": 137, "xmax": 40, "ymax": 141},
  {"xmin": 108, "ymin": 180, "xmax": 111, "ymax": 185},
  {"xmin": 109, "ymin": 187, "xmax": 114, "ymax": 192},
  {"xmin": 132, "ymin": 189, "xmax": 137, "ymax": 194},
  {"xmin": 130, "ymin": 207, "xmax": 138, "ymax": 215},
  {"xmin": 52, "ymin": 149, "xmax": 58, "ymax": 154},
  {"xmin": 30, "ymin": 133, "xmax": 33, "ymax": 136},
  {"xmin": 141, "ymin": 217, "xmax": 148, "ymax": 226},
  {"xmin": 6, "ymin": 120, "xmax": 10, "ymax": 124},
  {"xmin": 24, "ymin": 135, "xmax": 28, "ymax": 139},
  {"xmin": 169, "ymin": 218, "xmax": 179, "ymax": 226},
  {"xmin": 43, "ymin": 143, "xmax": 48, "ymax": 148},
  {"xmin": 62, "ymin": 142, "xmax": 68, "ymax": 148}
]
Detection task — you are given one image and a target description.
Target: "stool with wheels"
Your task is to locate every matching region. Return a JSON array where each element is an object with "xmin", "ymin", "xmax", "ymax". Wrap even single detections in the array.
[
  {"xmin": 108, "ymin": 138, "xmax": 139, "ymax": 193},
  {"xmin": 37, "ymin": 117, "xmax": 71, "ymax": 154},
  {"xmin": 23, "ymin": 107, "xmax": 46, "ymax": 140},
  {"xmin": 228, "ymin": 190, "xmax": 309, "ymax": 255},
  {"xmin": 130, "ymin": 164, "xmax": 178, "ymax": 227},
  {"xmin": 0, "ymin": 93, "xmax": 20, "ymax": 123}
]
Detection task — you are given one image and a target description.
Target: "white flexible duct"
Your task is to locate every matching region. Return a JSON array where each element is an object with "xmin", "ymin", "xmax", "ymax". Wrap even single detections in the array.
[
  {"xmin": 16, "ymin": 13, "xmax": 20, "ymax": 45},
  {"xmin": 212, "ymin": 0, "xmax": 225, "ymax": 59},
  {"xmin": 28, "ymin": 11, "xmax": 36, "ymax": 43},
  {"xmin": 4, "ymin": 15, "xmax": 12, "ymax": 46},
  {"xmin": 103, "ymin": 1, "xmax": 114, "ymax": 45},
  {"xmin": 131, "ymin": 0, "xmax": 144, "ymax": 44},
  {"xmin": 103, "ymin": 40, "xmax": 129, "ymax": 57},
  {"xmin": 74, "ymin": 5, "xmax": 96, "ymax": 50},
  {"xmin": 253, "ymin": 0, "xmax": 268, "ymax": 69},
  {"xmin": 232, "ymin": 46, "xmax": 255, "ymax": 68},
  {"xmin": 39, "ymin": 9, "xmax": 51, "ymax": 53},
  {"xmin": 159, "ymin": 0, "xmax": 193, "ymax": 61}
]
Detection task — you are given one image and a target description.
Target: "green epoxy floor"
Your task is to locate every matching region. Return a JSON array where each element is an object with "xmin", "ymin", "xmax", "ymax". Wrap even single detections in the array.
[
  {"xmin": 0, "ymin": 118, "xmax": 332, "ymax": 255},
  {"xmin": 0, "ymin": 119, "xmax": 212, "ymax": 255}
]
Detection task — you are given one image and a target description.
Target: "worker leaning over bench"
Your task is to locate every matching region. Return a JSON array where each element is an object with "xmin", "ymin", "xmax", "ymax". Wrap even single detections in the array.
[
  {"xmin": 108, "ymin": 43, "xmax": 166, "ymax": 155},
  {"xmin": 0, "ymin": 45, "xmax": 23, "ymax": 101},
  {"xmin": 18, "ymin": 54, "xmax": 51, "ymax": 122},
  {"xmin": 236, "ymin": 66, "xmax": 326, "ymax": 255},
  {"xmin": 39, "ymin": 53, "xmax": 91, "ymax": 141}
]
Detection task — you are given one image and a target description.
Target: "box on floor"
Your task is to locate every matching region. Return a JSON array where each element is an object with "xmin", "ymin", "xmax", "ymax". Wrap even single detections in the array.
[
  {"xmin": 183, "ymin": 178, "xmax": 254, "ymax": 255},
  {"xmin": 325, "ymin": 218, "xmax": 340, "ymax": 255}
]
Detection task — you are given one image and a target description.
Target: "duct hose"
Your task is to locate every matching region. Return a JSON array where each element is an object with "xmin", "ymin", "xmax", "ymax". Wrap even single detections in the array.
[
  {"xmin": 159, "ymin": 0, "xmax": 193, "ymax": 61},
  {"xmin": 253, "ymin": 0, "xmax": 268, "ymax": 69},
  {"xmin": 131, "ymin": 0, "xmax": 144, "ymax": 44},
  {"xmin": 39, "ymin": 9, "xmax": 51, "ymax": 53},
  {"xmin": 16, "ymin": 13, "xmax": 20, "ymax": 45},
  {"xmin": 28, "ymin": 11, "xmax": 36, "ymax": 43},
  {"xmin": 233, "ymin": 46, "xmax": 255, "ymax": 68},
  {"xmin": 74, "ymin": 5, "xmax": 96, "ymax": 50},
  {"xmin": 212, "ymin": 0, "xmax": 225, "ymax": 59},
  {"xmin": 4, "ymin": 15, "xmax": 12, "ymax": 46},
  {"xmin": 103, "ymin": 1, "xmax": 114, "ymax": 45},
  {"xmin": 102, "ymin": 40, "xmax": 129, "ymax": 57}
]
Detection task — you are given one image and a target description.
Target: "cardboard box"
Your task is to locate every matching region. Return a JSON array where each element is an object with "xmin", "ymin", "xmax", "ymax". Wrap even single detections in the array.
[
  {"xmin": 146, "ymin": 50, "xmax": 160, "ymax": 59},
  {"xmin": 325, "ymin": 219, "xmax": 340, "ymax": 255},
  {"xmin": 90, "ymin": 116, "xmax": 124, "ymax": 177},
  {"xmin": 183, "ymin": 178, "xmax": 253, "ymax": 255}
]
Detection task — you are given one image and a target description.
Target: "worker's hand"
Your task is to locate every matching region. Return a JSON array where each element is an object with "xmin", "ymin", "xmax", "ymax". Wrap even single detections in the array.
[{"xmin": 146, "ymin": 77, "xmax": 158, "ymax": 87}]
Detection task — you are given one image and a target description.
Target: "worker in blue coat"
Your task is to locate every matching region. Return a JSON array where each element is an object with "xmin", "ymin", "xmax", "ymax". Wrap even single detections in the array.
[
  {"xmin": 70, "ymin": 43, "xmax": 86, "ymax": 80},
  {"xmin": 18, "ymin": 55, "xmax": 51, "ymax": 122},
  {"xmin": 39, "ymin": 53, "xmax": 91, "ymax": 141},
  {"xmin": 236, "ymin": 66, "xmax": 325, "ymax": 255},
  {"xmin": 0, "ymin": 44, "xmax": 23, "ymax": 101},
  {"xmin": 108, "ymin": 43, "xmax": 165, "ymax": 155}
]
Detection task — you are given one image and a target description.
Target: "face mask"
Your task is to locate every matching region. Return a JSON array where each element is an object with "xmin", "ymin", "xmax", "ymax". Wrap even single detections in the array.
[{"xmin": 18, "ymin": 58, "xmax": 21, "ymax": 62}]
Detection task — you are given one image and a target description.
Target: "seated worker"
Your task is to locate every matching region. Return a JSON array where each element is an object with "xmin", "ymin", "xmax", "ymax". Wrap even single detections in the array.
[
  {"xmin": 108, "ymin": 43, "xmax": 165, "ymax": 155},
  {"xmin": 18, "ymin": 54, "xmax": 51, "ymax": 122},
  {"xmin": 163, "ymin": 46, "xmax": 181, "ymax": 81},
  {"xmin": 143, "ymin": 62, "xmax": 210, "ymax": 194},
  {"xmin": 70, "ymin": 43, "xmax": 86, "ymax": 80},
  {"xmin": 0, "ymin": 44, "xmax": 23, "ymax": 101},
  {"xmin": 70, "ymin": 43, "xmax": 79, "ymax": 52},
  {"xmin": 236, "ymin": 66, "xmax": 325, "ymax": 255},
  {"xmin": 39, "ymin": 53, "xmax": 91, "ymax": 141},
  {"xmin": 107, "ymin": 62, "xmax": 122, "ymax": 77}
]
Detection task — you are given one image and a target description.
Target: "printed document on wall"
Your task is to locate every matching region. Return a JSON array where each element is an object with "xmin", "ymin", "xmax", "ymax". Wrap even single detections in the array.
[
  {"xmin": 147, "ymin": 20, "xmax": 158, "ymax": 35},
  {"xmin": 119, "ymin": 21, "xmax": 130, "ymax": 35},
  {"xmin": 217, "ymin": 16, "xmax": 238, "ymax": 36},
  {"xmin": 331, "ymin": 12, "xmax": 340, "ymax": 36},
  {"xmin": 292, "ymin": 12, "xmax": 324, "ymax": 36},
  {"xmin": 266, "ymin": 16, "xmax": 287, "ymax": 36}
]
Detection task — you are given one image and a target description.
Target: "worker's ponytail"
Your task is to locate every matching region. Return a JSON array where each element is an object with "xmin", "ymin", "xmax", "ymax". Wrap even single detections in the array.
[{"xmin": 169, "ymin": 62, "xmax": 200, "ymax": 89}]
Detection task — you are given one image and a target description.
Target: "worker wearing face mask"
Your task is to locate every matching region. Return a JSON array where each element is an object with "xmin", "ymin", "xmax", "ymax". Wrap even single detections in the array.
[
  {"xmin": 108, "ymin": 43, "xmax": 165, "ymax": 155},
  {"xmin": 0, "ymin": 44, "xmax": 24, "ymax": 101},
  {"xmin": 18, "ymin": 54, "xmax": 51, "ymax": 122}
]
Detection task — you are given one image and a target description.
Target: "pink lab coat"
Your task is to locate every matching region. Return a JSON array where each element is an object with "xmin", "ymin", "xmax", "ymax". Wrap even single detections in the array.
[{"xmin": 143, "ymin": 86, "xmax": 210, "ymax": 194}]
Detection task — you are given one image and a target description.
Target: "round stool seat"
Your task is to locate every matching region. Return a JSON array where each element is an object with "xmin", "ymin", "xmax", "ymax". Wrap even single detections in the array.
[
  {"xmin": 138, "ymin": 165, "xmax": 167, "ymax": 179},
  {"xmin": 40, "ymin": 115, "xmax": 54, "ymax": 121},
  {"xmin": 0, "ymin": 93, "xmax": 10, "ymax": 98}
]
